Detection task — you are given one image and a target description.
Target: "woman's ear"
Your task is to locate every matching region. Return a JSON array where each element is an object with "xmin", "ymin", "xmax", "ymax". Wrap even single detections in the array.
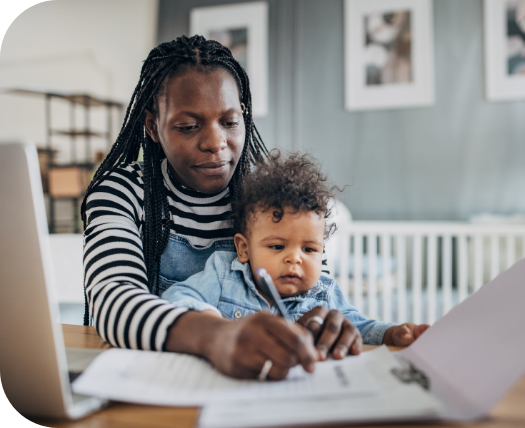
[
  {"xmin": 234, "ymin": 233, "xmax": 250, "ymax": 263},
  {"xmin": 240, "ymin": 103, "xmax": 246, "ymax": 114},
  {"xmin": 144, "ymin": 109, "xmax": 160, "ymax": 143}
]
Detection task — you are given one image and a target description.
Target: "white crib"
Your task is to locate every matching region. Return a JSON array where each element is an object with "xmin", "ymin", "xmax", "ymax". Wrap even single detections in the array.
[{"xmin": 325, "ymin": 202, "xmax": 525, "ymax": 325}]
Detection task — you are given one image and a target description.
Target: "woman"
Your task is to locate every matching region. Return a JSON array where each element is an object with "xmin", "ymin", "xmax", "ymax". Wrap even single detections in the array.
[{"xmin": 81, "ymin": 35, "xmax": 359, "ymax": 380}]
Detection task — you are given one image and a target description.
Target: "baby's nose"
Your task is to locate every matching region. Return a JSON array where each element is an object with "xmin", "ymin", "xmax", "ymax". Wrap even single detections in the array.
[{"xmin": 285, "ymin": 249, "xmax": 302, "ymax": 264}]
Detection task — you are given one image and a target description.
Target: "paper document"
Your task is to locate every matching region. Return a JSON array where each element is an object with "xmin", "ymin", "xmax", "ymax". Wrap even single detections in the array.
[
  {"xmin": 398, "ymin": 257, "xmax": 525, "ymax": 420},
  {"xmin": 73, "ymin": 346, "xmax": 394, "ymax": 406},
  {"xmin": 199, "ymin": 388, "xmax": 441, "ymax": 428},
  {"xmin": 199, "ymin": 346, "xmax": 442, "ymax": 428}
]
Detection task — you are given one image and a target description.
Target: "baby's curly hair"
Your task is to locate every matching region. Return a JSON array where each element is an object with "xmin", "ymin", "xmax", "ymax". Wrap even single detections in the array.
[{"xmin": 232, "ymin": 150, "xmax": 341, "ymax": 240}]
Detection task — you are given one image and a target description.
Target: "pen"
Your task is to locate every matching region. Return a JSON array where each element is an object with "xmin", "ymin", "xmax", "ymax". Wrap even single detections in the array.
[{"xmin": 255, "ymin": 268, "xmax": 291, "ymax": 322}]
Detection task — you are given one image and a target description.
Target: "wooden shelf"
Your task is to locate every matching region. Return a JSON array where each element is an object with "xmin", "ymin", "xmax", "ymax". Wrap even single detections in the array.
[
  {"xmin": 51, "ymin": 129, "xmax": 108, "ymax": 138},
  {"xmin": 48, "ymin": 165, "xmax": 93, "ymax": 198},
  {"xmin": 49, "ymin": 162, "xmax": 94, "ymax": 169},
  {"xmin": 6, "ymin": 84, "xmax": 125, "ymax": 233},
  {"xmin": 3, "ymin": 85, "xmax": 124, "ymax": 108}
]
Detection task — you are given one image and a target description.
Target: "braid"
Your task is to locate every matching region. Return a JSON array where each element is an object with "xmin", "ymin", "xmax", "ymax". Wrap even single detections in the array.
[{"xmin": 81, "ymin": 35, "xmax": 268, "ymax": 325}]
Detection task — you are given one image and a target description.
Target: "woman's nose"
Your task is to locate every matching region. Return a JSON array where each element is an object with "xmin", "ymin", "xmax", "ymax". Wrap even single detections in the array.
[{"xmin": 199, "ymin": 124, "xmax": 227, "ymax": 153}]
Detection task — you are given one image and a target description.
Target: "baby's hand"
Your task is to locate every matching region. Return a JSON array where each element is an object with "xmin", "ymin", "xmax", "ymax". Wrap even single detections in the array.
[{"xmin": 383, "ymin": 323, "xmax": 429, "ymax": 347}]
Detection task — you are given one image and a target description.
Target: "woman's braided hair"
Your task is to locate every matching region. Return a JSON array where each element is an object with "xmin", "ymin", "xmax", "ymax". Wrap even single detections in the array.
[{"xmin": 81, "ymin": 35, "xmax": 268, "ymax": 324}]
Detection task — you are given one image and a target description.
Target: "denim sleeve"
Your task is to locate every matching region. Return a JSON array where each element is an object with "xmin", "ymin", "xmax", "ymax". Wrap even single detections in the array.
[
  {"xmin": 327, "ymin": 281, "xmax": 395, "ymax": 345},
  {"xmin": 160, "ymin": 252, "xmax": 223, "ymax": 316}
]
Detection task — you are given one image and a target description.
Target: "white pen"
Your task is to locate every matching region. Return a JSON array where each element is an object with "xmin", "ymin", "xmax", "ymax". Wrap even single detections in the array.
[{"xmin": 255, "ymin": 268, "xmax": 291, "ymax": 322}]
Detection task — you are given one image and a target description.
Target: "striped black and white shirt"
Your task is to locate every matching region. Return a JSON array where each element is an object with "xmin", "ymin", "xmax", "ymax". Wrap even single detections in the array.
[{"xmin": 83, "ymin": 159, "xmax": 328, "ymax": 351}]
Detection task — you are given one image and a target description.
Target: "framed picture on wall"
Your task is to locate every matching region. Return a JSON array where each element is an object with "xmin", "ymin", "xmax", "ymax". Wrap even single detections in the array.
[
  {"xmin": 484, "ymin": 0, "xmax": 525, "ymax": 101},
  {"xmin": 190, "ymin": 1, "xmax": 268, "ymax": 117},
  {"xmin": 344, "ymin": 0, "xmax": 434, "ymax": 111}
]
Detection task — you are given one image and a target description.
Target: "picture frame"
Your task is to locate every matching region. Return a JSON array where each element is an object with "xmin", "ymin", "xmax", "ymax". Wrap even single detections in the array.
[
  {"xmin": 190, "ymin": 1, "xmax": 268, "ymax": 117},
  {"xmin": 344, "ymin": 0, "xmax": 434, "ymax": 111},
  {"xmin": 484, "ymin": 0, "xmax": 525, "ymax": 101}
]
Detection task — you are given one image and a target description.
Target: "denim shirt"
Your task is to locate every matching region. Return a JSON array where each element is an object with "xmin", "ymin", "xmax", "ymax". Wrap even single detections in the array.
[{"xmin": 161, "ymin": 251, "xmax": 394, "ymax": 345}]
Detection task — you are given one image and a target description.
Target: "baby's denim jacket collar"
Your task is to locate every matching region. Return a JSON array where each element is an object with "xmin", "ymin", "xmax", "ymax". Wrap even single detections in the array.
[
  {"xmin": 230, "ymin": 257, "xmax": 261, "ymax": 298},
  {"xmin": 230, "ymin": 257, "xmax": 330, "ymax": 302}
]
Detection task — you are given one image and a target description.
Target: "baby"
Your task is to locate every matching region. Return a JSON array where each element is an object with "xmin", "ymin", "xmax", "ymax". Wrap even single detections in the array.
[{"xmin": 162, "ymin": 151, "xmax": 428, "ymax": 352}]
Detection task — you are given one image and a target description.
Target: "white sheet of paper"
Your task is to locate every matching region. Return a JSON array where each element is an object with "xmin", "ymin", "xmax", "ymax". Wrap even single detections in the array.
[
  {"xmin": 72, "ymin": 346, "xmax": 388, "ymax": 406},
  {"xmin": 199, "ymin": 346, "xmax": 443, "ymax": 428},
  {"xmin": 199, "ymin": 389, "xmax": 442, "ymax": 428},
  {"xmin": 399, "ymin": 257, "xmax": 525, "ymax": 419}
]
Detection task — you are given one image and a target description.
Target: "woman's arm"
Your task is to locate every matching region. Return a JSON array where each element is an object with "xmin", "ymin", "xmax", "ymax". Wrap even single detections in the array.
[{"xmin": 84, "ymin": 164, "xmax": 188, "ymax": 350}]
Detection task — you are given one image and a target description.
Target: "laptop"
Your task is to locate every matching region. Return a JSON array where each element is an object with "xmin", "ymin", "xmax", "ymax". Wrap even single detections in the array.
[{"xmin": 0, "ymin": 141, "xmax": 107, "ymax": 419}]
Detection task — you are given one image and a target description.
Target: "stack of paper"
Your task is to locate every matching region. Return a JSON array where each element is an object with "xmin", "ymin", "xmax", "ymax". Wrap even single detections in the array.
[{"xmin": 73, "ymin": 346, "xmax": 442, "ymax": 426}]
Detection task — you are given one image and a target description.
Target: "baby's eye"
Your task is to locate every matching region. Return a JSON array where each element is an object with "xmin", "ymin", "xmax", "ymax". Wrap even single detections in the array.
[
  {"xmin": 303, "ymin": 247, "xmax": 317, "ymax": 253},
  {"xmin": 269, "ymin": 245, "xmax": 284, "ymax": 250}
]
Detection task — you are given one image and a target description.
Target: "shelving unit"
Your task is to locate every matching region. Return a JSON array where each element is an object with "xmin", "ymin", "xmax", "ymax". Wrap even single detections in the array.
[{"xmin": 7, "ymin": 86, "xmax": 124, "ymax": 233}]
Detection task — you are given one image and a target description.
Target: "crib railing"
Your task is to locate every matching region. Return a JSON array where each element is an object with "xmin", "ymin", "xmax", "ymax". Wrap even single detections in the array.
[{"xmin": 326, "ymin": 221, "xmax": 525, "ymax": 325}]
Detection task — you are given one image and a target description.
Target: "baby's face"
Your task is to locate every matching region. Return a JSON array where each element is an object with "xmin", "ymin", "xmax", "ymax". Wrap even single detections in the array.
[{"xmin": 235, "ymin": 208, "xmax": 325, "ymax": 297}]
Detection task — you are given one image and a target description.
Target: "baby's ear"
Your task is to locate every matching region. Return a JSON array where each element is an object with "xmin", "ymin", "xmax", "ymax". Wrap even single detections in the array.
[{"xmin": 234, "ymin": 233, "xmax": 250, "ymax": 263}]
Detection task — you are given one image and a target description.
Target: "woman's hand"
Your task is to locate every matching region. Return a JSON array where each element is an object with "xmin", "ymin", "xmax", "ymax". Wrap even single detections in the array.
[
  {"xmin": 382, "ymin": 323, "xmax": 430, "ymax": 347},
  {"xmin": 296, "ymin": 306, "xmax": 362, "ymax": 361},
  {"xmin": 165, "ymin": 310, "xmax": 318, "ymax": 380}
]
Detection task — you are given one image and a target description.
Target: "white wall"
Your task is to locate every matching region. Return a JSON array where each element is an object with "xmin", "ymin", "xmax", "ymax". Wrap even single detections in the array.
[
  {"xmin": 49, "ymin": 234, "xmax": 84, "ymax": 303},
  {"xmin": 0, "ymin": 0, "xmax": 158, "ymax": 162}
]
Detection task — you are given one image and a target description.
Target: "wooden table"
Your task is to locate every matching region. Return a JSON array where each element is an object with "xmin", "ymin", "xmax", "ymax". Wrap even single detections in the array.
[{"xmin": 30, "ymin": 324, "xmax": 525, "ymax": 428}]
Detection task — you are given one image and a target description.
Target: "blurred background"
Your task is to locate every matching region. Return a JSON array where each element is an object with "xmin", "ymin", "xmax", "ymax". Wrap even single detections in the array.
[{"xmin": 1, "ymin": 0, "xmax": 524, "ymax": 325}]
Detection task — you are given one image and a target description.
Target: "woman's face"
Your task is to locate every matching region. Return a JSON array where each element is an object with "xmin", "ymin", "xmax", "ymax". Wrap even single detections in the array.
[{"xmin": 145, "ymin": 68, "xmax": 245, "ymax": 194}]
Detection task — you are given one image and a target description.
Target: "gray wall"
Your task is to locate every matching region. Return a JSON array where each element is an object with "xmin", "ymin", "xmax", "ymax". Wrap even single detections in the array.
[{"xmin": 158, "ymin": 0, "xmax": 525, "ymax": 221}]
